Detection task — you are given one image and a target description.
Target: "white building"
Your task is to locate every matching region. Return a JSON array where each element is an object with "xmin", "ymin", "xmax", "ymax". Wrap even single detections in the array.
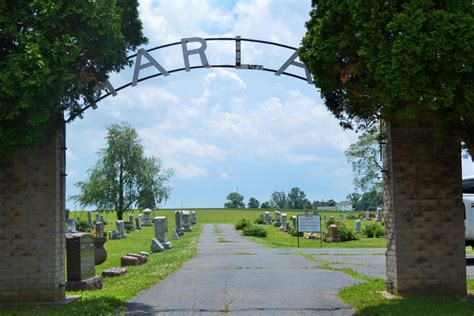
[{"xmin": 336, "ymin": 201, "xmax": 353, "ymax": 211}]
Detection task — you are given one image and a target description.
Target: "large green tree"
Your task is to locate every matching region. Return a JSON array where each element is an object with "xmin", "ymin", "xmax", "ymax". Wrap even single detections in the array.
[
  {"xmin": 224, "ymin": 192, "xmax": 245, "ymax": 208},
  {"xmin": 287, "ymin": 187, "xmax": 307, "ymax": 209},
  {"xmin": 270, "ymin": 191, "xmax": 287, "ymax": 209},
  {"xmin": 0, "ymin": 1, "xmax": 146, "ymax": 163},
  {"xmin": 72, "ymin": 122, "xmax": 172, "ymax": 220},
  {"xmin": 300, "ymin": 1, "xmax": 473, "ymax": 145},
  {"xmin": 345, "ymin": 126, "xmax": 383, "ymax": 193},
  {"xmin": 247, "ymin": 197, "xmax": 260, "ymax": 209}
]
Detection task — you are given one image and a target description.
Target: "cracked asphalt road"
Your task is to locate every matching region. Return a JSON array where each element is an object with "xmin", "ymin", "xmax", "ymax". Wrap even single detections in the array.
[{"xmin": 126, "ymin": 224, "xmax": 364, "ymax": 315}]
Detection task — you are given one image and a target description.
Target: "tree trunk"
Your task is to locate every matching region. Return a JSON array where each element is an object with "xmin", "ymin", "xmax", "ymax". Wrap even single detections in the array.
[{"xmin": 383, "ymin": 118, "xmax": 466, "ymax": 296}]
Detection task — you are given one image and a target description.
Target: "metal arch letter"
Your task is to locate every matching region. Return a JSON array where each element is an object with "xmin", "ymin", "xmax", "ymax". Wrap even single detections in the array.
[
  {"xmin": 181, "ymin": 37, "xmax": 210, "ymax": 72},
  {"xmin": 132, "ymin": 48, "xmax": 169, "ymax": 87},
  {"xmin": 94, "ymin": 79, "xmax": 117, "ymax": 97},
  {"xmin": 235, "ymin": 36, "xmax": 263, "ymax": 70},
  {"xmin": 276, "ymin": 51, "xmax": 313, "ymax": 84}
]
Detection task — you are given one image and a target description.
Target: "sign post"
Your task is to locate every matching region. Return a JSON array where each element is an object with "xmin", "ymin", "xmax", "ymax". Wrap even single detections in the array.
[{"xmin": 297, "ymin": 214, "xmax": 322, "ymax": 248}]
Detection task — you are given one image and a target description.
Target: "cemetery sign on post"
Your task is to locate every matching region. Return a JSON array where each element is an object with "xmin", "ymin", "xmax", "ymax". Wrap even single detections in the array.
[{"xmin": 297, "ymin": 214, "xmax": 322, "ymax": 247}]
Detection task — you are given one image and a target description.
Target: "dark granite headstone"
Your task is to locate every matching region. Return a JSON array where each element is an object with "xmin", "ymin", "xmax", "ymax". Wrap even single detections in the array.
[{"xmin": 66, "ymin": 233, "xmax": 95, "ymax": 281}]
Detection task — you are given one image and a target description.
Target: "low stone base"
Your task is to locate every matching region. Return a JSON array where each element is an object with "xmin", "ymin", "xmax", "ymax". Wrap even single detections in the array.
[
  {"xmin": 102, "ymin": 267, "xmax": 127, "ymax": 278},
  {"xmin": 127, "ymin": 253, "xmax": 148, "ymax": 264},
  {"xmin": 162, "ymin": 242, "xmax": 173, "ymax": 249},
  {"xmin": 121, "ymin": 255, "xmax": 140, "ymax": 266},
  {"xmin": 325, "ymin": 238, "xmax": 341, "ymax": 243},
  {"xmin": 151, "ymin": 238, "xmax": 164, "ymax": 252},
  {"xmin": 66, "ymin": 276, "xmax": 103, "ymax": 291}
]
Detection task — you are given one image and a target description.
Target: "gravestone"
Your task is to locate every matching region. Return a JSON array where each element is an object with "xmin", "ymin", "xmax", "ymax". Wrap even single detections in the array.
[
  {"xmin": 151, "ymin": 238, "xmax": 165, "ymax": 252},
  {"xmin": 375, "ymin": 207, "xmax": 382, "ymax": 222},
  {"xmin": 182, "ymin": 211, "xmax": 192, "ymax": 232},
  {"xmin": 291, "ymin": 216, "xmax": 297, "ymax": 228},
  {"xmin": 138, "ymin": 214, "xmax": 143, "ymax": 227},
  {"xmin": 142, "ymin": 208, "xmax": 153, "ymax": 226},
  {"xmin": 95, "ymin": 222, "xmax": 104, "ymax": 237},
  {"xmin": 87, "ymin": 212, "xmax": 93, "ymax": 226},
  {"xmin": 259, "ymin": 214, "xmax": 264, "ymax": 222},
  {"xmin": 338, "ymin": 213, "xmax": 344, "ymax": 220},
  {"xmin": 354, "ymin": 220, "xmax": 361, "ymax": 233},
  {"xmin": 312, "ymin": 209, "xmax": 319, "ymax": 216},
  {"xmin": 365, "ymin": 211, "xmax": 371, "ymax": 221},
  {"xmin": 175, "ymin": 210, "xmax": 183, "ymax": 234},
  {"xmin": 281, "ymin": 213, "xmax": 287, "ymax": 231},
  {"xmin": 154, "ymin": 216, "xmax": 172, "ymax": 249},
  {"xmin": 326, "ymin": 224, "xmax": 341, "ymax": 243},
  {"xmin": 191, "ymin": 211, "xmax": 197, "ymax": 224},
  {"xmin": 172, "ymin": 229, "xmax": 180, "ymax": 240},
  {"xmin": 129, "ymin": 214, "xmax": 134, "ymax": 223},
  {"xmin": 100, "ymin": 215, "xmax": 104, "ymax": 224},
  {"xmin": 275, "ymin": 211, "xmax": 281, "ymax": 226},
  {"xmin": 65, "ymin": 233, "xmax": 102, "ymax": 291},
  {"xmin": 116, "ymin": 220, "xmax": 126, "ymax": 239},
  {"xmin": 66, "ymin": 219, "xmax": 77, "ymax": 234},
  {"xmin": 124, "ymin": 221, "xmax": 134, "ymax": 233},
  {"xmin": 264, "ymin": 211, "xmax": 271, "ymax": 224},
  {"xmin": 95, "ymin": 213, "xmax": 100, "ymax": 223},
  {"xmin": 135, "ymin": 217, "xmax": 141, "ymax": 230}
]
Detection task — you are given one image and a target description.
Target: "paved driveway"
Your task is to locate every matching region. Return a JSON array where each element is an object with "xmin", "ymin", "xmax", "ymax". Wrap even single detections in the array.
[
  {"xmin": 126, "ymin": 224, "xmax": 362, "ymax": 315},
  {"xmin": 126, "ymin": 224, "xmax": 474, "ymax": 315}
]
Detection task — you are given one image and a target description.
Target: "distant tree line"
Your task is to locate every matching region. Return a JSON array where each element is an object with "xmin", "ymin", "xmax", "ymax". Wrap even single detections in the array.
[{"xmin": 223, "ymin": 187, "xmax": 353, "ymax": 210}]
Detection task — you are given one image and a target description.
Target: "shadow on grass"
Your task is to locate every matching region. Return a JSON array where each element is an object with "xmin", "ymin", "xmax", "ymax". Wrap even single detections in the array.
[{"xmin": 0, "ymin": 295, "xmax": 123, "ymax": 316}]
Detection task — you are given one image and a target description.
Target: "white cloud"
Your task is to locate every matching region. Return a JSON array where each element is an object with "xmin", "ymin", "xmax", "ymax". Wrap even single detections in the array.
[
  {"xmin": 167, "ymin": 160, "xmax": 207, "ymax": 179},
  {"xmin": 220, "ymin": 172, "xmax": 229, "ymax": 179}
]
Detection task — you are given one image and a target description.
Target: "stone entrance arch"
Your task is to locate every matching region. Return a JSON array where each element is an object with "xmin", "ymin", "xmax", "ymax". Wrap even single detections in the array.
[{"xmin": 0, "ymin": 36, "xmax": 467, "ymax": 302}]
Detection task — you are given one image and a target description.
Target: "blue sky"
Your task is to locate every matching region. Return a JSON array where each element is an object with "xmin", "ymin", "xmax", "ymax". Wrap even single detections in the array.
[{"xmin": 66, "ymin": 0, "xmax": 474, "ymax": 210}]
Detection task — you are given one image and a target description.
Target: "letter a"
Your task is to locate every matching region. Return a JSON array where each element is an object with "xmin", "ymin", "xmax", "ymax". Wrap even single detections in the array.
[
  {"xmin": 276, "ymin": 51, "xmax": 313, "ymax": 84},
  {"xmin": 132, "ymin": 48, "xmax": 169, "ymax": 86}
]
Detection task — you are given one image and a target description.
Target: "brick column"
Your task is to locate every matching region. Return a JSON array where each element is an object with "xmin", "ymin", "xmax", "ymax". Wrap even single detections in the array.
[
  {"xmin": 383, "ymin": 118, "xmax": 466, "ymax": 296},
  {"xmin": 0, "ymin": 125, "xmax": 66, "ymax": 302}
]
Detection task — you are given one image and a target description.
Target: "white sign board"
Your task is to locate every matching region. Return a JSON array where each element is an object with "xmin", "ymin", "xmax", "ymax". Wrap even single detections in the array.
[{"xmin": 297, "ymin": 215, "xmax": 321, "ymax": 233}]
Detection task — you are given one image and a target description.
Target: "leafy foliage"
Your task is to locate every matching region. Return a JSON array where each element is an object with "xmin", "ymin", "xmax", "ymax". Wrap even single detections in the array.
[
  {"xmin": 337, "ymin": 222, "xmax": 358, "ymax": 242},
  {"xmin": 300, "ymin": 1, "xmax": 474, "ymax": 150},
  {"xmin": 242, "ymin": 225, "xmax": 267, "ymax": 237},
  {"xmin": 71, "ymin": 122, "xmax": 172, "ymax": 220},
  {"xmin": 224, "ymin": 192, "xmax": 245, "ymax": 208},
  {"xmin": 235, "ymin": 218, "xmax": 252, "ymax": 230},
  {"xmin": 260, "ymin": 201, "xmax": 271, "ymax": 209},
  {"xmin": 270, "ymin": 191, "xmax": 287, "ymax": 209},
  {"xmin": 362, "ymin": 223, "xmax": 384, "ymax": 238},
  {"xmin": 247, "ymin": 197, "xmax": 260, "ymax": 209},
  {"xmin": 0, "ymin": 1, "xmax": 147, "ymax": 161},
  {"xmin": 345, "ymin": 127, "xmax": 383, "ymax": 193},
  {"xmin": 287, "ymin": 187, "xmax": 307, "ymax": 209}
]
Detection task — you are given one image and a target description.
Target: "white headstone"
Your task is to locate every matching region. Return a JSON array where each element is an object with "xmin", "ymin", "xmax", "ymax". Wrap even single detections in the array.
[
  {"xmin": 375, "ymin": 207, "xmax": 382, "ymax": 222},
  {"xmin": 281, "ymin": 213, "xmax": 287, "ymax": 231},
  {"xmin": 182, "ymin": 211, "xmax": 192, "ymax": 232},
  {"xmin": 142, "ymin": 208, "xmax": 153, "ymax": 226},
  {"xmin": 154, "ymin": 216, "xmax": 172, "ymax": 249},
  {"xmin": 264, "ymin": 211, "xmax": 271, "ymax": 224},
  {"xmin": 129, "ymin": 213, "xmax": 134, "ymax": 223},
  {"xmin": 191, "ymin": 211, "xmax": 197, "ymax": 224},
  {"xmin": 354, "ymin": 220, "xmax": 361, "ymax": 233},
  {"xmin": 365, "ymin": 211, "xmax": 371, "ymax": 221},
  {"xmin": 275, "ymin": 211, "xmax": 281, "ymax": 226},
  {"xmin": 95, "ymin": 213, "xmax": 100, "ymax": 223},
  {"xmin": 116, "ymin": 220, "xmax": 125, "ymax": 238}
]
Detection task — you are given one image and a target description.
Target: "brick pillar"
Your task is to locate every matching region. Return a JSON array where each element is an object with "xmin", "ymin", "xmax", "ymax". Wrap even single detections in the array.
[
  {"xmin": 0, "ymin": 125, "xmax": 66, "ymax": 302},
  {"xmin": 383, "ymin": 118, "xmax": 466, "ymax": 296}
]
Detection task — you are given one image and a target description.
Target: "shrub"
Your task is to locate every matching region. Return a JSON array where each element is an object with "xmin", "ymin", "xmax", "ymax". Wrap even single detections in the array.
[
  {"xmin": 345, "ymin": 214, "xmax": 358, "ymax": 220},
  {"xmin": 243, "ymin": 225, "xmax": 267, "ymax": 237},
  {"xmin": 362, "ymin": 223, "xmax": 384, "ymax": 238},
  {"xmin": 254, "ymin": 218, "xmax": 264, "ymax": 224},
  {"xmin": 76, "ymin": 220, "xmax": 93, "ymax": 233},
  {"xmin": 289, "ymin": 227, "xmax": 304, "ymax": 237},
  {"xmin": 235, "ymin": 218, "xmax": 251, "ymax": 230},
  {"xmin": 337, "ymin": 222, "xmax": 358, "ymax": 242},
  {"xmin": 326, "ymin": 216, "xmax": 336, "ymax": 228}
]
